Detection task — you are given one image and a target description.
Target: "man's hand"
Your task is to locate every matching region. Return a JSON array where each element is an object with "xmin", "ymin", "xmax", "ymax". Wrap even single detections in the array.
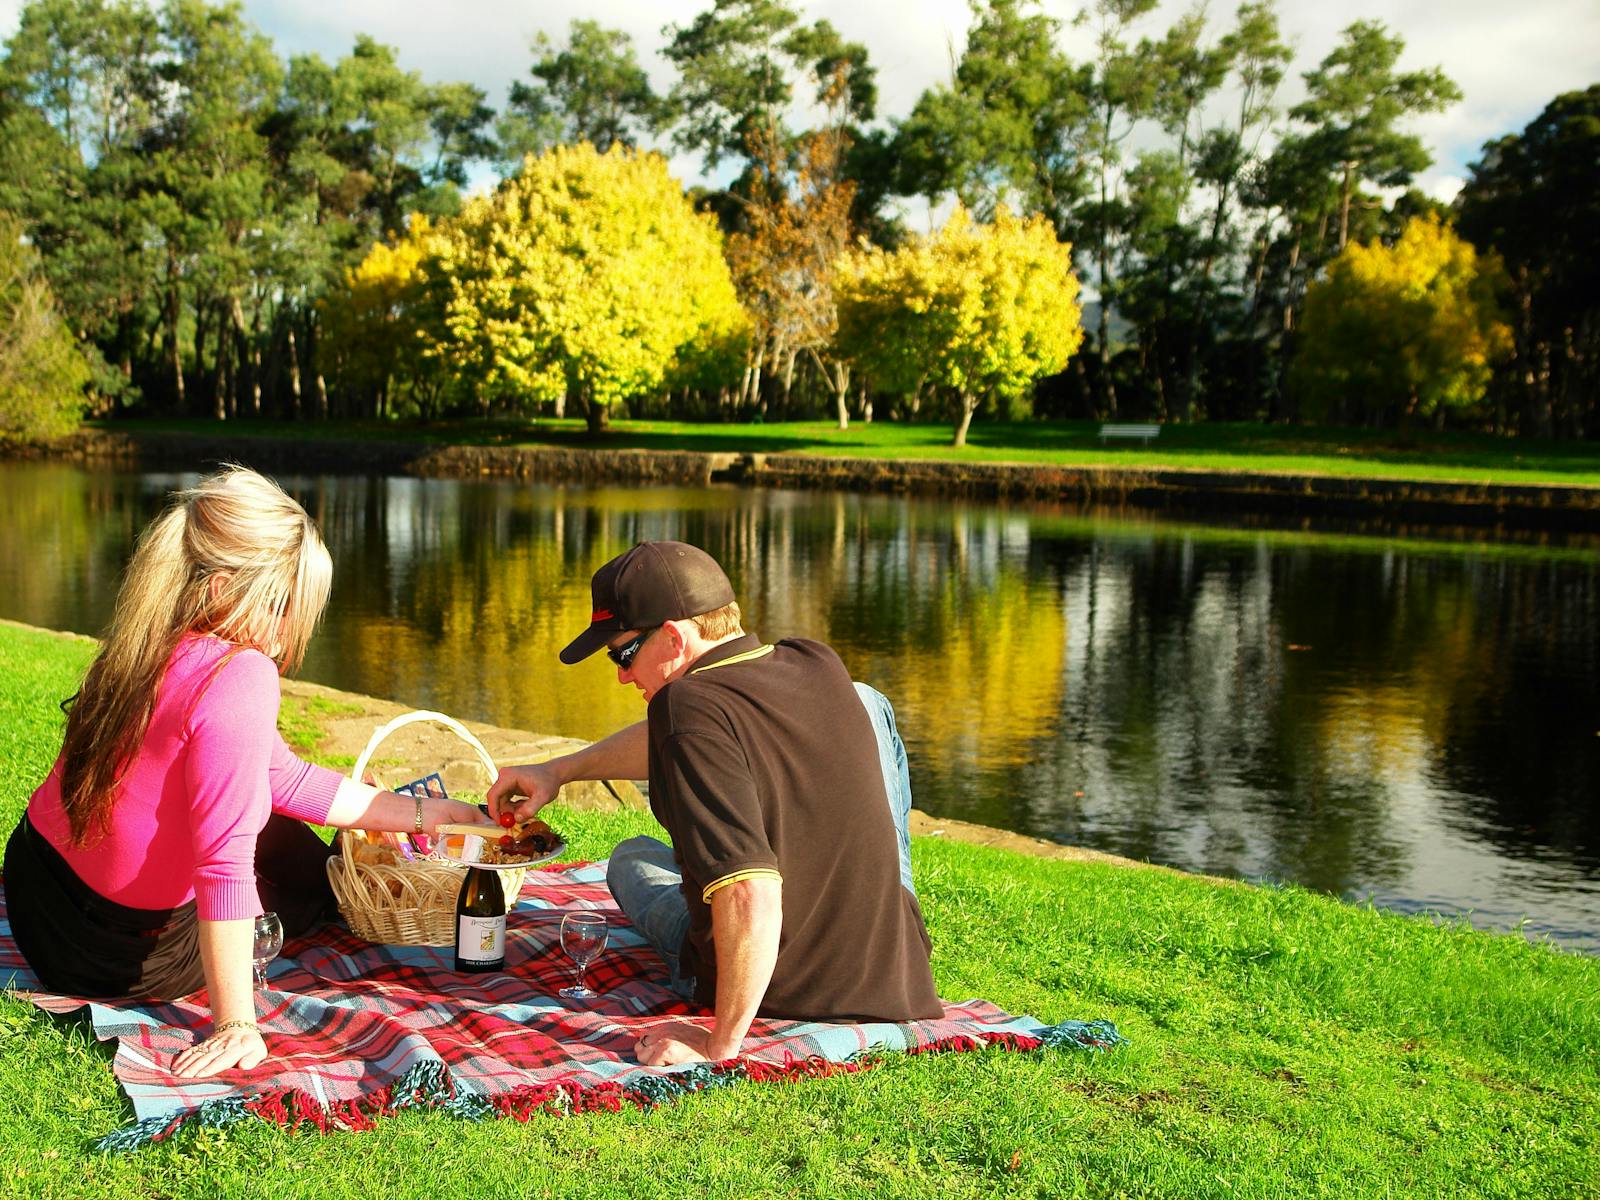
[
  {"xmin": 635, "ymin": 1020, "xmax": 732, "ymax": 1067},
  {"xmin": 486, "ymin": 762, "xmax": 562, "ymax": 824}
]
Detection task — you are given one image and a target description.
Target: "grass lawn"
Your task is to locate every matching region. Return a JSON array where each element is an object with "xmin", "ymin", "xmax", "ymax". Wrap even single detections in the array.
[
  {"xmin": 1, "ymin": 621, "xmax": 1597, "ymax": 1199},
  {"xmin": 94, "ymin": 416, "xmax": 1600, "ymax": 489}
]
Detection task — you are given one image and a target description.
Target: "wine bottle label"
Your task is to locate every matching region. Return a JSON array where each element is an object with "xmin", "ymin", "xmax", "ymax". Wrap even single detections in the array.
[{"xmin": 457, "ymin": 914, "xmax": 505, "ymax": 964}]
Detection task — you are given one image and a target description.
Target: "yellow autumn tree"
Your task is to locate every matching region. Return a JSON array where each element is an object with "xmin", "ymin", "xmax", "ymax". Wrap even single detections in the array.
[
  {"xmin": 319, "ymin": 215, "xmax": 450, "ymax": 418},
  {"xmin": 1293, "ymin": 215, "xmax": 1513, "ymax": 427},
  {"xmin": 0, "ymin": 210, "xmax": 91, "ymax": 440},
  {"xmin": 432, "ymin": 143, "xmax": 748, "ymax": 430},
  {"xmin": 834, "ymin": 205, "xmax": 1083, "ymax": 446}
]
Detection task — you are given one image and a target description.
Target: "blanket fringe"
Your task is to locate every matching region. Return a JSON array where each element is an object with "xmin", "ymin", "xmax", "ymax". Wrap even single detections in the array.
[{"xmin": 93, "ymin": 1018, "xmax": 1122, "ymax": 1152}]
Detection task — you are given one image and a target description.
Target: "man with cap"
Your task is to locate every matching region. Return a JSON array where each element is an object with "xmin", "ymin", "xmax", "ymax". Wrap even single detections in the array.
[{"xmin": 488, "ymin": 541, "xmax": 941, "ymax": 1067}]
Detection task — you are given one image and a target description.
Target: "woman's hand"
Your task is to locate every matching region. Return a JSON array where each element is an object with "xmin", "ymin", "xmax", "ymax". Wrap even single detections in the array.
[
  {"xmin": 171, "ymin": 1023, "xmax": 267, "ymax": 1078},
  {"xmin": 435, "ymin": 796, "xmax": 497, "ymax": 828}
]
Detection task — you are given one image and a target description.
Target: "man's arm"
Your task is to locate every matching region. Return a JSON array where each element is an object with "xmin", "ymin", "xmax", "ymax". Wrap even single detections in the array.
[
  {"xmin": 635, "ymin": 875, "xmax": 783, "ymax": 1066},
  {"xmin": 487, "ymin": 720, "xmax": 649, "ymax": 822}
]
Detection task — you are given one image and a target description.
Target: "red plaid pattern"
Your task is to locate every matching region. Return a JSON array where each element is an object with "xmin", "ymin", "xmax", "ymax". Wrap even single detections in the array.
[{"xmin": 0, "ymin": 863, "xmax": 1117, "ymax": 1147}]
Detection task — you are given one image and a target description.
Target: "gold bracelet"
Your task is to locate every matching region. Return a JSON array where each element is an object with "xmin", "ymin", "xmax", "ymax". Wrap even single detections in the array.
[
  {"xmin": 414, "ymin": 795, "xmax": 425, "ymax": 835},
  {"xmin": 211, "ymin": 1019, "xmax": 259, "ymax": 1038}
]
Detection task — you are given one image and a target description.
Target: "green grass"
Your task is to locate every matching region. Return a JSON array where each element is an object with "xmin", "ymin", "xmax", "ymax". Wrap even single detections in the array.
[
  {"xmin": 276, "ymin": 695, "xmax": 363, "ymax": 765},
  {"xmin": 93, "ymin": 416, "xmax": 1600, "ymax": 488},
  {"xmin": 2, "ymin": 620, "xmax": 1597, "ymax": 1198}
]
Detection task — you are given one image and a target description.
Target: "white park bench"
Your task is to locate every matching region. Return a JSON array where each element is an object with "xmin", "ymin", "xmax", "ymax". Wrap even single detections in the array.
[{"xmin": 1098, "ymin": 423, "xmax": 1161, "ymax": 445}]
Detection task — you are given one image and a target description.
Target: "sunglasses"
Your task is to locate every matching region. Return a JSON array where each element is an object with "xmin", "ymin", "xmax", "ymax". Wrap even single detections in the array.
[{"xmin": 606, "ymin": 626, "xmax": 659, "ymax": 669}]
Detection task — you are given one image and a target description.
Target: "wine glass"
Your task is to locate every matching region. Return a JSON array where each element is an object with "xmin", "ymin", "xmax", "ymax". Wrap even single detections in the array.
[
  {"xmin": 252, "ymin": 912, "xmax": 284, "ymax": 989},
  {"xmin": 558, "ymin": 912, "xmax": 608, "ymax": 1001}
]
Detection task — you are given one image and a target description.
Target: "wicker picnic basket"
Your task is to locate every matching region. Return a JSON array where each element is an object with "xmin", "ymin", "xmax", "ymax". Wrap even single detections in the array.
[{"xmin": 325, "ymin": 709, "xmax": 527, "ymax": 946}]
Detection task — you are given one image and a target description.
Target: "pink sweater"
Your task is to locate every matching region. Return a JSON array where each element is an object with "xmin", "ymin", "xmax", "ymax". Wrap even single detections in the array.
[{"xmin": 28, "ymin": 634, "xmax": 343, "ymax": 921}]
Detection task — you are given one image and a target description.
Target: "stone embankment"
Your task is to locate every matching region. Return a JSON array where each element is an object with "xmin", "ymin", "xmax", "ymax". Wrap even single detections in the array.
[{"xmin": 12, "ymin": 427, "xmax": 1600, "ymax": 532}]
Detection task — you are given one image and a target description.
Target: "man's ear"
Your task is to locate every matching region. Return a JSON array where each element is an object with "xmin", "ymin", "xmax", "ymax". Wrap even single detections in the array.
[{"xmin": 662, "ymin": 619, "xmax": 688, "ymax": 654}]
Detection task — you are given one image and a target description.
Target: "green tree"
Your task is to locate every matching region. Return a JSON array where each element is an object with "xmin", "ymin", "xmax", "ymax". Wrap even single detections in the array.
[
  {"xmin": 892, "ymin": 0, "xmax": 1092, "ymax": 236},
  {"xmin": 835, "ymin": 205, "xmax": 1083, "ymax": 446},
  {"xmin": 1180, "ymin": 1, "xmax": 1291, "ymax": 414},
  {"xmin": 270, "ymin": 35, "xmax": 492, "ymax": 418},
  {"xmin": 1114, "ymin": 4, "xmax": 1234, "ymax": 419},
  {"xmin": 0, "ymin": 0, "xmax": 163, "ymax": 393},
  {"xmin": 1078, "ymin": 0, "xmax": 1161, "ymax": 415},
  {"xmin": 1289, "ymin": 20, "xmax": 1459, "ymax": 252},
  {"xmin": 145, "ymin": 0, "xmax": 283, "ymax": 419},
  {"xmin": 661, "ymin": 0, "xmax": 874, "ymax": 173},
  {"xmin": 1458, "ymin": 85, "xmax": 1600, "ymax": 438},
  {"xmin": 317, "ymin": 214, "xmax": 449, "ymax": 418},
  {"xmin": 1292, "ymin": 215, "xmax": 1511, "ymax": 428},
  {"xmin": 431, "ymin": 144, "xmax": 748, "ymax": 431},
  {"xmin": 0, "ymin": 210, "xmax": 92, "ymax": 439},
  {"xmin": 497, "ymin": 20, "xmax": 661, "ymax": 167}
]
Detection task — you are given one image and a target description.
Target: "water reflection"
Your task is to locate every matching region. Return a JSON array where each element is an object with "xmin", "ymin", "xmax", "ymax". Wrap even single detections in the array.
[{"xmin": 2, "ymin": 462, "xmax": 1596, "ymax": 951}]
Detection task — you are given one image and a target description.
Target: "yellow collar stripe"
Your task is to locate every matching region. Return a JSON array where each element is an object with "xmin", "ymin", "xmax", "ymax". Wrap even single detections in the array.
[{"xmin": 690, "ymin": 644, "xmax": 775, "ymax": 674}]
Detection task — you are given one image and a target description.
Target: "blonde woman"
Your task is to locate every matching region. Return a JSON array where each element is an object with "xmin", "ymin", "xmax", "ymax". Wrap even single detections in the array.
[{"xmin": 4, "ymin": 466, "xmax": 490, "ymax": 1078}]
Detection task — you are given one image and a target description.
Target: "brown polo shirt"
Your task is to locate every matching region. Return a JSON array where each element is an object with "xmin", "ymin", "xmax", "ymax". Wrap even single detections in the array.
[{"xmin": 646, "ymin": 634, "xmax": 942, "ymax": 1022}]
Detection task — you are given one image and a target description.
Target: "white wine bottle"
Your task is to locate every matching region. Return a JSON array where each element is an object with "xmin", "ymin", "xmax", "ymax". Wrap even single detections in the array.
[{"xmin": 454, "ymin": 866, "xmax": 506, "ymax": 973}]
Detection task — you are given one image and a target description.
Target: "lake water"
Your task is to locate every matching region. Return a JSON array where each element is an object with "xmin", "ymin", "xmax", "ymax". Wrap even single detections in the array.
[{"xmin": 3, "ymin": 462, "xmax": 1597, "ymax": 952}]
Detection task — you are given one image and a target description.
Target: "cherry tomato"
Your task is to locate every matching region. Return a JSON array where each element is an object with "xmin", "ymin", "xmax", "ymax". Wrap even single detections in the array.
[
  {"xmin": 499, "ymin": 835, "xmax": 514, "ymax": 849},
  {"xmin": 498, "ymin": 811, "xmax": 515, "ymax": 829}
]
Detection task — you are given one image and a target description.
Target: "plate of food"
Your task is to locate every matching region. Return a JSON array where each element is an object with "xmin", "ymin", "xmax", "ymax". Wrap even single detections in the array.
[{"xmin": 431, "ymin": 817, "xmax": 566, "ymax": 871}]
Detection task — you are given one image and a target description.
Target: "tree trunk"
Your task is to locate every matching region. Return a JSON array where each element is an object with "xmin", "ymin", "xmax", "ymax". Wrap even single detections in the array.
[
  {"xmin": 781, "ymin": 347, "xmax": 797, "ymax": 416},
  {"xmin": 286, "ymin": 324, "xmax": 302, "ymax": 419},
  {"xmin": 1337, "ymin": 161, "xmax": 1354, "ymax": 251},
  {"xmin": 1097, "ymin": 284, "xmax": 1118, "ymax": 418},
  {"xmin": 585, "ymin": 388, "xmax": 609, "ymax": 434},
  {"xmin": 229, "ymin": 296, "xmax": 260, "ymax": 418},
  {"xmin": 212, "ymin": 310, "xmax": 227, "ymax": 421},
  {"xmin": 193, "ymin": 307, "xmax": 209, "ymax": 417},
  {"xmin": 951, "ymin": 393, "xmax": 977, "ymax": 447},
  {"xmin": 166, "ymin": 281, "xmax": 185, "ymax": 411},
  {"xmin": 216, "ymin": 321, "xmax": 232, "ymax": 421},
  {"xmin": 858, "ymin": 378, "xmax": 872, "ymax": 423}
]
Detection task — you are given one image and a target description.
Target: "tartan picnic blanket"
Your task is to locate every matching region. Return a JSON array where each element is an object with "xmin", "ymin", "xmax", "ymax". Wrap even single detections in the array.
[{"xmin": 0, "ymin": 861, "xmax": 1123, "ymax": 1151}]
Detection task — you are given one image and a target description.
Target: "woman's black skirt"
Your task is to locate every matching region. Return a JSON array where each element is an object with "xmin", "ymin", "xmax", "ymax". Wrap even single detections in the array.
[{"xmin": 4, "ymin": 813, "xmax": 337, "ymax": 1002}]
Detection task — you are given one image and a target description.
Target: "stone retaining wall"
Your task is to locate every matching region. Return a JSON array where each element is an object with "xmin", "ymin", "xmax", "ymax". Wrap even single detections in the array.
[{"xmin": 9, "ymin": 428, "xmax": 1600, "ymax": 533}]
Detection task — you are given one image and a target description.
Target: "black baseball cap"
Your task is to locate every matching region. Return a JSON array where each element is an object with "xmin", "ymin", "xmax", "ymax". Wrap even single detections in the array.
[{"xmin": 559, "ymin": 541, "xmax": 735, "ymax": 665}]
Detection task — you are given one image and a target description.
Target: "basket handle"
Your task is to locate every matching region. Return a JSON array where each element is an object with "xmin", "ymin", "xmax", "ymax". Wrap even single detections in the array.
[{"xmin": 350, "ymin": 710, "xmax": 500, "ymax": 789}]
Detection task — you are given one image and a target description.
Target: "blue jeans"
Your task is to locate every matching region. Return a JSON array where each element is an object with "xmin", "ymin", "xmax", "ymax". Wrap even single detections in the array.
[
  {"xmin": 853, "ymin": 682, "xmax": 916, "ymax": 897},
  {"xmin": 607, "ymin": 836, "xmax": 697, "ymax": 1000},
  {"xmin": 607, "ymin": 685, "xmax": 917, "ymax": 992}
]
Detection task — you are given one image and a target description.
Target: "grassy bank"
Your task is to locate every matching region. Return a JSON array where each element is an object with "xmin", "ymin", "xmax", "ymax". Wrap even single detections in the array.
[
  {"xmin": 1, "ymin": 622, "xmax": 1596, "ymax": 1199},
  {"xmin": 84, "ymin": 416, "xmax": 1600, "ymax": 488}
]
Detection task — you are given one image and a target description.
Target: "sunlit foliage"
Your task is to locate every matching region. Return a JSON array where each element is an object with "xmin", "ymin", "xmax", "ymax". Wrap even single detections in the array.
[
  {"xmin": 834, "ymin": 205, "xmax": 1083, "ymax": 446},
  {"xmin": 431, "ymin": 144, "xmax": 748, "ymax": 429},
  {"xmin": 0, "ymin": 210, "xmax": 90, "ymax": 440},
  {"xmin": 318, "ymin": 215, "xmax": 449, "ymax": 417},
  {"xmin": 1293, "ymin": 215, "xmax": 1512, "ymax": 427}
]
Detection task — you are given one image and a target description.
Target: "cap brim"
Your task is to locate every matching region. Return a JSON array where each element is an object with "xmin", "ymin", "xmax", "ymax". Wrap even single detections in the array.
[{"xmin": 558, "ymin": 624, "xmax": 613, "ymax": 665}]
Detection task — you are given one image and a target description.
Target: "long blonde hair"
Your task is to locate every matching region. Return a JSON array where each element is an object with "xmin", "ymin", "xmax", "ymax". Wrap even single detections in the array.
[{"xmin": 59, "ymin": 466, "xmax": 332, "ymax": 847}]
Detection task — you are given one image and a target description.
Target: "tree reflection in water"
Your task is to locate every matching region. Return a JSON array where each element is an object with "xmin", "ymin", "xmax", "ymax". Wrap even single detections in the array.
[{"xmin": 3, "ymin": 463, "xmax": 1596, "ymax": 950}]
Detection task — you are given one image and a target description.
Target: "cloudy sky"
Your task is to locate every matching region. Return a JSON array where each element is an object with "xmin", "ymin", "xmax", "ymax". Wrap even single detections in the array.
[{"xmin": 2, "ymin": 0, "xmax": 1595, "ymax": 210}]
